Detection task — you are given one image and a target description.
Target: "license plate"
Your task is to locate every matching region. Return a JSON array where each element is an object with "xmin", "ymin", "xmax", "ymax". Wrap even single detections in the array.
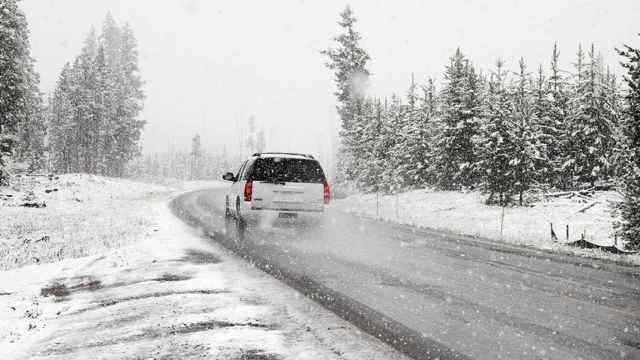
[{"xmin": 278, "ymin": 213, "xmax": 297, "ymax": 219}]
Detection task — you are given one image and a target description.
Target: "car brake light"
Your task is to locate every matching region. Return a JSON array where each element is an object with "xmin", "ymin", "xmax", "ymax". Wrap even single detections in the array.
[
  {"xmin": 323, "ymin": 182, "xmax": 331, "ymax": 204},
  {"xmin": 244, "ymin": 181, "xmax": 253, "ymax": 202}
]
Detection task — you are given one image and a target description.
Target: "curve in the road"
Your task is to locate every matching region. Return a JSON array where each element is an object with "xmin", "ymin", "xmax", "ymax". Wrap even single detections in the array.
[{"xmin": 171, "ymin": 188, "xmax": 640, "ymax": 360}]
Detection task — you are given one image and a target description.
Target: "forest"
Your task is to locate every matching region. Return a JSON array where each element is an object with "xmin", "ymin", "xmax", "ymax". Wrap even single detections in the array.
[{"xmin": 323, "ymin": 7, "xmax": 640, "ymax": 248}]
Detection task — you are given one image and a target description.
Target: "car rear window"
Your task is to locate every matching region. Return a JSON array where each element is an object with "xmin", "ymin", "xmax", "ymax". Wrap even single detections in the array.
[{"xmin": 249, "ymin": 158, "xmax": 326, "ymax": 183}]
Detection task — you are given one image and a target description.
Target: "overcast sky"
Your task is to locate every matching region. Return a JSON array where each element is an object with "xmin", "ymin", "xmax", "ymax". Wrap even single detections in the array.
[{"xmin": 21, "ymin": 0, "xmax": 640, "ymax": 163}]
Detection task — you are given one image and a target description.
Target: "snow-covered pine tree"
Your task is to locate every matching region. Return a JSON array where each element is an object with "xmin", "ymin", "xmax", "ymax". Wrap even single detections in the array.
[
  {"xmin": 432, "ymin": 48, "xmax": 482, "ymax": 190},
  {"xmin": 99, "ymin": 13, "xmax": 121, "ymax": 175},
  {"xmin": 48, "ymin": 64, "xmax": 74, "ymax": 173},
  {"xmin": 380, "ymin": 94, "xmax": 406, "ymax": 193},
  {"xmin": 0, "ymin": 0, "xmax": 43, "ymax": 182},
  {"xmin": 475, "ymin": 59, "xmax": 515, "ymax": 205},
  {"xmin": 357, "ymin": 98, "xmax": 385, "ymax": 192},
  {"xmin": 396, "ymin": 75, "xmax": 431, "ymax": 189},
  {"xmin": 72, "ymin": 28, "xmax": 99, "ymax": 173},
  {"xmin": 351, "ymin": 97, "xmax": 377, "ymax": 191},
  {"xmin": 604, "ymin": 67, "xmax": 625, "ymax": 179},
  {"xmin": 111, "ymin": 23, "xmax": 145, "ymax": 177},
  {"xmin": 569, "ymin": 44, "xmax": 614, "ymax": 187},
  {"xmin": 510, "ymin": 58, "xmax": 543, "ymax": 205},
  {"xmin": 614, "ymin": 36, "xmax": 640, "ymax": 250},
  {"xmin": 16, "ymin": 63, "xmax": 46, "ymax": 172},
  {"xmin": 322, "ymin": 6, "xmax": 370, "ymax": 185},
  {"xmin": 561, "ymin": 45, "xmax": 587, "ymax": 189},
  {"xmin": 548, "ymin": 44, "xmax": 572, "ymax": 189},
  {"xmin": 532, "ymin": 64, "xmax": 554, "ymax": 186}
]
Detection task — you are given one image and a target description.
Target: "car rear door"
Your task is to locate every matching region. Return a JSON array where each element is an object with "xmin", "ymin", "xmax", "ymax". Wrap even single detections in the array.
[{"xmin": 249, "ymin": 157, "xmax": 325, "ymax": 212}]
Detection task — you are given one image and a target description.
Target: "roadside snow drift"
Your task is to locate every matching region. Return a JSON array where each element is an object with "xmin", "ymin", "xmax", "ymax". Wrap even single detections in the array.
[{"xmin": 333, "ymin": 188, "xmax": 640, "ymax": 265}]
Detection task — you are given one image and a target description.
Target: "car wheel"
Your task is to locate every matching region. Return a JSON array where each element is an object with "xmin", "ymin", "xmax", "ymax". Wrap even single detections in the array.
[
  {"xmin": 235, "ymin": 198, "xmax": 245, "ymax": 226},
  {"xmin": 235, "ymin": 197, "xmax": 246, "ymax": 239},
  {"xmin": 225, "ymin": 196, "xmax": 232, "ymax": 218}
]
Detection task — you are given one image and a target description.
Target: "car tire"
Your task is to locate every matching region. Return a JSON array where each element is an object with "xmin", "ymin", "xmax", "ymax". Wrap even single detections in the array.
[
  {"xmin": 225, "ymin": 196, "xmax": 232, "ymax": 218},
  {"xmin": 235, "ymin": 197, "xmax": 246, "ymax": 229}
]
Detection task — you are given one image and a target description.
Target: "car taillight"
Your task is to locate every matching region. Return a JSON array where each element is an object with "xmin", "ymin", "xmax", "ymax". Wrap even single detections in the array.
[
  {"xmin": 323, "ymin": 182, "xmax": 331, "ymax": 204},
  {"xmin": 244, "ymin": 180, "xmax": 253, "ymax": 202}
]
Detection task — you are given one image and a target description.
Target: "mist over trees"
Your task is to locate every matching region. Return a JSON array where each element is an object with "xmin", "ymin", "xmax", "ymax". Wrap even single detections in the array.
[
  {"xmin": 126, "ymin": 134, "xmax": 233, "ymax": 182},
  {"xmin": 47, "ymin": 14, "xmax": 145, "ymax": 177}
]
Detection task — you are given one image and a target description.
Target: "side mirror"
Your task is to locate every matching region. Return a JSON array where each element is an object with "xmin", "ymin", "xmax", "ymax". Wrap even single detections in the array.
[{"xmin": 222, "ymin": 172, "xmax": 236, "ymax": 182}]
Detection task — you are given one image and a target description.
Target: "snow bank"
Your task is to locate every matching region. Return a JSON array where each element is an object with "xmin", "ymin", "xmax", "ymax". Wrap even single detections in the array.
[{"xmin": 333, "ymin": 188, "xmax": 640, "ymax": 265}]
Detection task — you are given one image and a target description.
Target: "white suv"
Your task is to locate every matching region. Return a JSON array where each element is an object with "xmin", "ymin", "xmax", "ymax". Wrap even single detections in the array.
[{"xmin": 222, "ymin": 152, "xmax": 331, "ymax": 224}]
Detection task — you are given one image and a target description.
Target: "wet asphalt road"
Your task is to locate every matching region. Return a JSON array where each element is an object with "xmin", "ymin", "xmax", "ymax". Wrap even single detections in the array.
[{"xmin": 172, "ymin": 188, "xmax": 640, "ymax": 360}]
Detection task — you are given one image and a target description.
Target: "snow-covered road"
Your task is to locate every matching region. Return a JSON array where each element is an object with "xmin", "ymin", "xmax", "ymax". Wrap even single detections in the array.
[
  {"xmin": 0, "ymin": 197, "xmax": 407, "ymax": 360},
  {"xmin": 173, "ymin": 188, "xmax": 640, "ymax": 360}
]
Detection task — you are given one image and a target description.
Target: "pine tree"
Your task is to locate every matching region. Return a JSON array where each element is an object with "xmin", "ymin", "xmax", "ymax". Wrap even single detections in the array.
[
  {"xmin": 532, "ymin": 64, "xmax": 554, "ymax": 185},
  {"xmin": 382, "ymin": 95, "xmax": 406, "ymax": 193},
  {"xmin": 16, "ymin": 66, "xmax": 46, "ymax": 171},
  {"xmin": 47, "ymin": 14, "xmax": 145, "ymax": 177},
  {"xmin": 569, "ymin": 44, "xmax": 614, "ymax": 186},
  {"xmin": 476, "ymin": 59, "xmax": 515, "ymax": 205},
  {"xmin": 510, "ymin": 58, "xmax": 542, "ymax": 204},
  {"xmin": 614, "ymin": 36, "xmax": 640, "ymax": 250},
  {"xmin": 548, "ymin": 44, "xmax": 572, "ymax": 189},
  {"xmin": 432, "ymin": 48, "xmax": 482, "ymax": 190},
  {"xmin": 604, "ymin": 68, "xmax": 625, "ymax": 178},
  {"xmin": 357, "ymin": 98, "xmax": 384, "ymax": 192},
  {"xmin": 322, "ymin": 6, "xmax": 371, "ymax": 185},
  {"xmin": 112, "ymin": 23, "xmax": 145, "ymax": 176},
  {"xmin": 397, "ymin": 75, "xmax": 432, "ymax": 188},
  {"xmin": 0, "ymin": 0, "xmax": 43, "ymax": 182},
  {"xmin": 49, "ymin": 64, "xmax": 74, "ymax": 173}
]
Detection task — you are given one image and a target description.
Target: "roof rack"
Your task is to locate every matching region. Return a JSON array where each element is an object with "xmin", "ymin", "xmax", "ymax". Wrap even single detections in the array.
[{"xmin": 252, "ymin": 152, "xmax": 315, "ymax": 159}]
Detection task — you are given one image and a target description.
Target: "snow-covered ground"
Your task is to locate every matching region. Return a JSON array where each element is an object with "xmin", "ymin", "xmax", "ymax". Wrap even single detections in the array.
[
  {"xmin": 0, "ymin": 177, "xmax": 406, "ymax": 360},
  {"xmin": 0, "ymin": 174, "xmax": 174, "ymax": 271},
  {"xmin": 333, "ymin": 188, "xmax": 640, "ymax": 266}
]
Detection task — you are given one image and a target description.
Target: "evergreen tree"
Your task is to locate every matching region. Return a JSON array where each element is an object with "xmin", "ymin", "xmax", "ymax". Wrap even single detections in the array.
[
  {"xmin": 47, "ymin": 15, "xmax": 145, "ymax": 177},
  {"xmin": 532, "ymin": 63, "xmax": 554, "ymax": 185},
  {"xmin": 112, "ymin": 23, "xmax": 145, "ymax": 176},
  {"xmin": 510, "ymin": 58, "xmax": 542, "ymax": 204},
  {"xmin": 357, "ymin": 98, "xmax": 384, "ymax": 192},
  {"xmin": 615, "ymin": 36, "xmax": 640, "ymax": 250},
  {"xmin": 476, "ymin": 59, "xmax": 515, "ymax": 204},
  {"xmin": 16, "ymin": 66, "xmax": 46, "ymax": 171},
  {"xmin": 0, "ymin": 0, "xmax": 43, "ymax": 182},
  {"xmin": 569, "ymin": 44, "xmax": 614, "ymax": 186},
  {"xmin": 380, "ymin": 95, "xmax": 405, "ymax": 193},
  {"xmin": 397, "ymin": 75, "xmax": 433, "ymax": 188},
  {"xmin": 48, "ymin": 64, "xmax": 74, "ymax": 173},
  {"xmin": 548, "ymin": 44, "xmax": 572, "ymax": 189},
  {"xmin": 432, "ymin": 48, "xmax": 482, "ymax": 190},
  {"xmin": 322, "ymin": 6, "xmax": 370, "ymax": 184},
  {"xmin": 604, "ymin": 68, "xmax": 625, "ymax": 178}
]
